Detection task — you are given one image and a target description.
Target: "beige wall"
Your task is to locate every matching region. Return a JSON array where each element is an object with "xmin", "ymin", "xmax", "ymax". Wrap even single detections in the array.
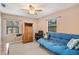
[
  {"xmin": 38, "ymin": 5, "xmax": 79, "ymax": 34},
  {"xmin": 1, "ymin": 13, "xmax": 38, "ymax": 44},
  {"xmin": 0, "ymin": 12, "xmax": 1, "ymax": 45},
  {"xmin": 0, "ymin": 12, "xmax": 1, "ymax": 54},
  {"xmin": 37, "ymin": 18, "xmax": 48, "ymax": 34}
]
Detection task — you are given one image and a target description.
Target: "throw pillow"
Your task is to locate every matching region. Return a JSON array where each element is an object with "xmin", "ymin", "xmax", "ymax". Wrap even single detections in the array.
[
  {"xmin": 67, "ymin": 39, "xmax": 79, "ymax": 49},
  {"xmin": 75, "ymin": 43, "xmax": 79, "ymax": 50},
  {"xmin": 44, "ymin": 32, "xmax": 48, "ymax": 39},
  {"xmin": 44, "ymin": 34, "xmax": 48, "ymax": 39}
]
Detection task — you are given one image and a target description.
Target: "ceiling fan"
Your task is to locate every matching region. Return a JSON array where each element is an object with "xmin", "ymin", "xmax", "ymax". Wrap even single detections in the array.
[{"xmin": 22, "ymin": 4, "xmax": 42, "ymax": 15}]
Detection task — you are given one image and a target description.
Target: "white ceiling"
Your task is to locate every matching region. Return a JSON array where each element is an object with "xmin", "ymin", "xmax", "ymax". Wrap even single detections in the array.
[{"xmin": 0, "ymin": 3, "xmax": 78, "ymax": 19}]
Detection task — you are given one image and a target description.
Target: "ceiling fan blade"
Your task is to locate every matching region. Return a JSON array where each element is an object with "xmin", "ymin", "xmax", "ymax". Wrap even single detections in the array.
[
  {"xmin": 21, "ymin": 9, "xmax": 29, "ymax": 12},
  {"xmin": 35, "ymin": 9, "xmax": 42, "ymax": 11}
]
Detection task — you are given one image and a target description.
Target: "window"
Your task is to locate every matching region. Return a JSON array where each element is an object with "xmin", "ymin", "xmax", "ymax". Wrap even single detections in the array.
[
  {"xmin": 48, "ymin": 18, "xmax": 57, "ymax": 32},
  {"xmin": 7, "ymin": 20, "xmax": 19, "ymax": 34}
]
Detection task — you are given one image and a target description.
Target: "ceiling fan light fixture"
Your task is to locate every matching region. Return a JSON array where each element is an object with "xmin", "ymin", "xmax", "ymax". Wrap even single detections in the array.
[
  {"xmin": 22, "ymin": 4, "xmax": 42, "ymax": 15},
  {"xmin": 29, "ymin": 10, "xmax": 35, "ymax": 14}
]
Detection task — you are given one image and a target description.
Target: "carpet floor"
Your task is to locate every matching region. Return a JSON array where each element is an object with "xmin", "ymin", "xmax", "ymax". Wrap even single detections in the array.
[{"xmin": 9, "ymin": 41, "xmax": 55, "ymax": 55}]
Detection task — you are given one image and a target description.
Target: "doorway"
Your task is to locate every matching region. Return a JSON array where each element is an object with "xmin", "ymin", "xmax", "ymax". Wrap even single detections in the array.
[{"xmin": 23, "ymin": 23, "xmax": 33, "ymax": 43}]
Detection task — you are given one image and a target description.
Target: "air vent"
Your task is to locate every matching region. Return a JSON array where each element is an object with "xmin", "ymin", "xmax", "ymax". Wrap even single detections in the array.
[{"xmin": 1, "ymin": 3, "xmax": 6, "ymax": 7}]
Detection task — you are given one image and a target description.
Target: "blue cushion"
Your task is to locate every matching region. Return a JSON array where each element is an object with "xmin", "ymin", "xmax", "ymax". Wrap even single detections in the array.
[
  {"xmin": 71, "ymin": 34, "xmax": 79, "ymax": 39},
  {"xmin": 61, "ymin": 49, "xmax": 79, "ymax": 55},
  {"xmin": 49, "ymin": 37, "xmax": 69, "ymax": 45},
  {"xmin": 47, "ymin": 45, "xmax": 67, "ymax": 54},
  {"xmin": 48, "ymin": 32, "xmax": 72, "ymax": 40}
]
